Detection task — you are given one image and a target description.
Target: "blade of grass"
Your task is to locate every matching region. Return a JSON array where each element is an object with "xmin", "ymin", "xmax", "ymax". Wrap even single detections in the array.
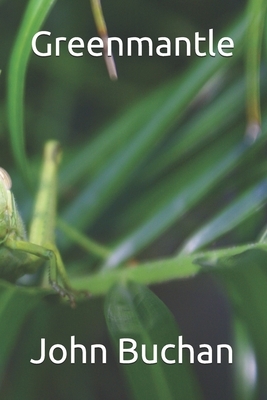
[
  {"xmin": 211, "ymin": 249, "xmax": 267, "ymax": 378},
  {"xmin": 7, "ymin": 0, "xmax": 56, "ymax": 185},
  {"xmin": 112, "ymin": 129, "xmax": 242, "ymax": 237},
  {"xmin": 57, "ymin": 217, "xmax": 111, "ymax": 259},
  {"xmin": 102, "ymin": 137, "xmax": 250, "ymax": 269},
  {"xmin": 59, "ymin": 80, "xmax": 175, "ymax": 192},
  {"xmin": 60, "ymin": 16, "xmax": 248, "ymax": 234},
  {"xmin": 245, "ymin": 0, "xmax": 267, "ymax": 139},
  {"xmin": 179, "ymin": 178, "xmax": 267, "ymax": 254},
  {"xmin": 0, "ymin": 281, "xmax": 46, "ymax": 386},
  {"xmin": 105, "ymin": 282, "xmax": 202, "ymax": 400},
  {"xmin": 145, "ymin": 78, "xmax": 245, "ymax": 181},
  {"xmin": 233, "ymin": 319, "xmax": 258, "ymax": 400}
]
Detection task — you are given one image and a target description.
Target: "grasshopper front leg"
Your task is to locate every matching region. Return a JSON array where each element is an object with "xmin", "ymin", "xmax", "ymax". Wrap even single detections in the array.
[{"xmin": 4, "ymin": 237, "xmax": 75, "ymax": 307}]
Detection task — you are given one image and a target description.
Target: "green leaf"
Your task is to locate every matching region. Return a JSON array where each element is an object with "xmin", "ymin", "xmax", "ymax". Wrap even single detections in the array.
[
  {"xmin": 60, "ymin": 16, "xmax": 248, "ymax": 236},
  {"xmin": 245, "ymin": 0, "xmax": 267, "ymax": 134},
  {"xmin": 8, "ymin": 0, "xmax": 56, "ymax": 185},
  {"xmin": 0, "ymin": 281, "xmax": 45, "ymax": 386},
  {"xmin": 145, "ymin": 78, "xmax": 245, "ymax": 180},
  {"xmin": 1, "ymin": 300, "xmax": 99, "ymax": 400},
  {"xmin": 105, "ymin": 282, "xmax": 202, "ymax": 400},
  {"xmin": 232, "ymin": 319, "xmax": 258, "ymax": 400},
  {"xmin": 196, "ymin": 248, "xmax": 267, "ymax": 377},
  {"xmin": 179, "ymin": 178, "xmax": 267, "ymax": 254},
  {"xmin": 103, "ymin": 137, "xmax": 249, "ymax": 269}
]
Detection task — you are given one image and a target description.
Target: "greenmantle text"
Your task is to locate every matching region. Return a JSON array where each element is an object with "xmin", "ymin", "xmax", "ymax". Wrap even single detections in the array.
[{"xmin": 32, "ymin": 29, "xmax": 234, "ymax": 58}]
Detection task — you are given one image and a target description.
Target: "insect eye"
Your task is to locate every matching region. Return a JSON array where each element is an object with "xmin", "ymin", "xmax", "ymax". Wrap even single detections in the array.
[{"xmin": 0, "ymin": 168, "xmax": 12, "ymax": 190}]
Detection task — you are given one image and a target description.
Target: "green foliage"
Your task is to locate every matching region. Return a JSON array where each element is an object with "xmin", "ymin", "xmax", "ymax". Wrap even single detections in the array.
[
  {"xmin": 0, "ymin": 281, "xmax": 45, "ymax": 384},
  {"xmin": 1, "ymin": 0, "xmax": 267, "ymax": 398},
  {"xmin": 105, "ymin": 282, "xmax": 202, "ymax": 399}
]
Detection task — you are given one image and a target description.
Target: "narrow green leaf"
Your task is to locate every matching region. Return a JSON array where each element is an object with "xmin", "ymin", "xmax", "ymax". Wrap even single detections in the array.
[
  {"xmin": 8, "ymin": 0, "xmax": 56, "ymax": 184},
  {"xmin": 60, "ymin": 16, "xmax": 248, "ymax": 234},
  {"xmin": 245, "ymin": 0, "xmax": 267, "ymax": 137},
  {"xmin": 1, "ymin": 302, "xmax": 51, "ymax": 400},
  {"xmin": 114, "ymin": 131, "xmax": 242, "ymax": 237},
  {"xmin": 0, "ymin": 281, "xmax": 45, "ymax": 386},
  {"xmin": 233, "ymin": 319, "xmax": 258, "ymax": 400},
  {"xmin": 145, "ymin": 78, "xmax": 245, "ymax": 181},
  {"xmin": 57, "ymin": 218, "xmax": 110, "ymax": 259},
  {"xmin": 2, "ymin": 301, "xmax": 98, "ymax": 400},
  {"xmin": 201, "ymin": 249, "xmax": 267, "ymax": 378},
  {"xmin": 179, "ymin": 178, "xmax": 267, "ymax": 254},
  {"xmin": 105, "ymin": 282, "xmax": 202, "ymax": 400},
  {"xmin": 103, "ymin": 138, "xmax": 249, "ymax": 269},
  {"xmin": 59, "ymin": 78, "xmax": 176, "ymax": 192}
]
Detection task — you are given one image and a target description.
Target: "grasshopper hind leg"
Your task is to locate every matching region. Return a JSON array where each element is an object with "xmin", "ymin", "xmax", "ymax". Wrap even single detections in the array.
[{"xmin": 49, "ymin": 245, "xmax": 90, "ymax": 307}]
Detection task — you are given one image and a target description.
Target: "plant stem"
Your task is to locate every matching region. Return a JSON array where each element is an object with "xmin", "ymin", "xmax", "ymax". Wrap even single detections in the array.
[
  {"xmin": 72, "ymin": 242, "xmax": 267, "ymax": 296},
  {"xmin": 57, "ymin": 218, "xmax": 111, "ymax": 259}
]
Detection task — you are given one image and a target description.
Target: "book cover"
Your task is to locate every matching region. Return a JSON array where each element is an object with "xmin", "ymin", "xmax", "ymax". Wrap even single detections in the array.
[{"xmin": 0, "ymin": 0, "xmax": 266, "ymax": 399}]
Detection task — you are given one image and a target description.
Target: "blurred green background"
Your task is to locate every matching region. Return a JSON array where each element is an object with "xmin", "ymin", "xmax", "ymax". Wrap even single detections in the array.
[
  {"xmin": 1, "ymin": 0, "xmax": 267, "ymax": 399},
  {"xmin": 0, "ymin": 0, "xmax": 245, "ymax": 159}
]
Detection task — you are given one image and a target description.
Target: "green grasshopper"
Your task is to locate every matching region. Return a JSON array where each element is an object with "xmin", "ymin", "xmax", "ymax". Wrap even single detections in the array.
[{"xmin": 0, "ymin": 140, "xmax": 82, "ymax": 307}]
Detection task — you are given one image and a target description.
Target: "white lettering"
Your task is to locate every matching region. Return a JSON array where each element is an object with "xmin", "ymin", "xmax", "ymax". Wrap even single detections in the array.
[
  {"xmin": 217, "ymin": 344, "xmax": 233, "ymax": 363},
  {"xmin": 107, "ymin": 37, "xmax": 123, "ymax": 56},
  {"xmin": 208, "ymin": 29, "xmax": 216, "ymax": 56},
  {"xmin": 55, "ymin": 37, "xmax": 67, "ymax": 56},
  {"xmin": 141, "ymin": 344, "xmax": 157, "ymax": 364},
  {"xmin": 32, "ymin": 31, "xmax": 51, "ymax": 57},
  {"xmin": 127, "ymin": 37, "xmax": 153, "ymax": 56},
  {"xmin": 156, "ymin": 37, "xmax": 171, "ymax": 56},
  {"xmin": 195, "ymin": 32, "xmax": 206, "ymax": 57},
  {"xmin": 218, "ymin": 37, "xmax": 234, "ymax": 57},
  {"xmin": 31, "ymin": 32, "xmax": 235, "ymax": 59},
  {"xmin": 178, "ymin": 335, "xmax": 194, "ymax": 363},
  {"xmin": 119, "ymin": 338, "xmax": 138, "ymax": 364},
  {"xmin": 197, "ymin": 344, "xmax": 212, "ymax": 364},
  {"xmin": 91, "ymin": 344, "xmax": 107, "ymax": 364},
  {"xmin": 49, "ymin": 344, "xmax": 67, "ymax": 364},
  {"xmin": 87, "ymin": 38, "xmax": 103, "ymax": 56},
  {"xmin": 30, "ymin": 338, "xmax": 46, "ymax": 364},
  {"xmin": 175, "ymin": 37, "xmax": 191, "ymax": 56},
  {"xmin": 70, "ymin": 335, "xmax": 87, "ymax": 364},
  {"xmin": 68, "ymin": 37, "xmax": 84, "ymax": 57},
  {"xmin": 161, "ymin": 344, "xmax": 175, "ymax": 364}
]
